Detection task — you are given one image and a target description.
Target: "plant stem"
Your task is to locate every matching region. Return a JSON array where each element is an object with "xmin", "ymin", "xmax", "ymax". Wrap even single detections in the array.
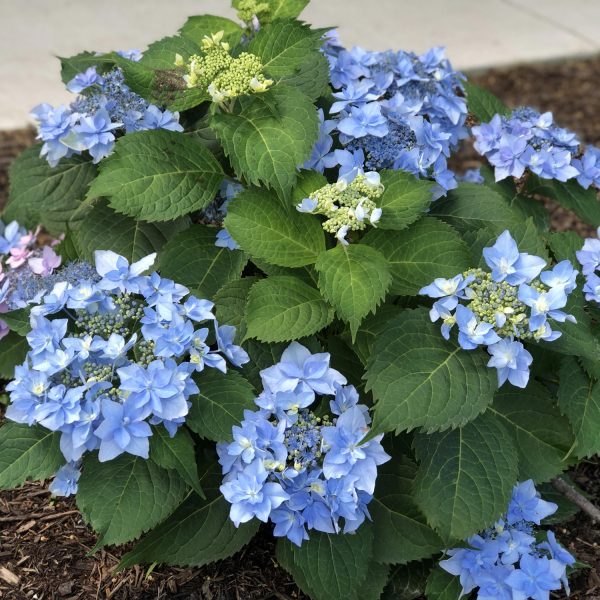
[{"xmin": 551, "ymin": 476, "xmax": 600, "ymax": 522}]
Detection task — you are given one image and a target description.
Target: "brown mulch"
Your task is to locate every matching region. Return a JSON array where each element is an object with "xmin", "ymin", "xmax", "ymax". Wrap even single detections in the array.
[{"xmin": 2, "ymin": 55, "xmax": 600, "ymax": 599}]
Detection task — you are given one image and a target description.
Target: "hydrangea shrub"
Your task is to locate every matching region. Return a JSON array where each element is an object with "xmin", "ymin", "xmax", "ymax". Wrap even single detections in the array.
[{"xmin": 1, "ymin": 0, "xmax": 599, "ymax": 597}]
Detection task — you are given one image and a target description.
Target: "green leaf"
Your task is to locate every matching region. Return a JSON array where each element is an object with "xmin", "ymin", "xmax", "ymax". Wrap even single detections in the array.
[
  {"xmin": 0, "ymin": 309, "xmax": 30, "ymax": 336},
  {"xmin": 276, "ymin": 526, "xmax": 373, "ymax": 600},
  {"xmin": 214, "ymin": 277, "xmax": 260, "ymax": 342},
  {"xmin": 488, "ymin": 382, "xmax": 573, "ymax": 482},
  {"xmin": 315, "ymin": 244, "xmax": 391, "ymax": 339},
  {"xmin": 430, "ymin": 182, "xmax": 523, "ymax": 235},
  {"xmin": 413, "ymin": 412, "xmax": 518, "ymax": 540},
  {"xmin": 464, "ymin": 81, "xmax": 510, "ymax": 122},
  {"xmin": 149, "ymin": 427, "xmax": 204, "ymax": 497},
  {"xmin": 524, "ymin": 175, "xmax": 600, "ymax": 228},
  {"xmin": 376, "ymin": 170, "xmax": 433, "ymax": 230},
  {"xmin": 0, "ymin": 332, "xmax": 29, "ymax": 379},
  {"xmin": 248, "ymin": 21, "xmax": 329, "ymax": 99},
  {"xmin": 353, "ymin": 306, "xmax": 398, "ymax": 366},
  {"xmin": 558, "ymin": 357, "xmax": 600, "ymax": 459},
  {"xmin": 88, "ymin": 130, "xmax": 223, "ymax": 222},
  {"xmin": 187, "ymin": 369, "xmax": 256, "ymax": 442},
  {"xmin": 424, "ymin": 567, "xmax": 463, "ymax": 600},
  {"xmin": 73, "ymin": 199, "xmax": 189, "ymax": 262},
  {"xmin": 261, "ymin": 0, "xmax": 309, "ymax": 20},
  {"xmin": 0, "ymin": 424, "xmax": 63, "ymax": 489},
  {"xmin": 159, "ymin": 225, "xmax": 247, "ymax": 300},
  {"xmin": 291, "ymin": 170, "xmax": 328, "ymax": 206},
  {"xmin": 365, "ymin": 309, "xmax": 497, "ymax": 434},
  {"xmin": 224, "ymin": 188, "xmax": 325, "ymax": 267},
  {"xmin": 364, "ymin": 217, "xmax": 471, "ymax": 296},
  {"xmin": 5, "ymin": 146, "xmax": 97, "ymax": 235},
  {"xmin": 77, "ymin": 453, "xmax": 187, "ymax": 547},
  {"xmin": 119, "ymin": 458, "xmax": 258, "ymax": 568},
  {"xmin": 546, "ymin": 231, "xmax": 582, "ymax": 265},
  {"xmin": 382, "ymin": 562, "xmax": 431, "ymax": 600},
  {"xmin": 356, "ymin": 562, "xmax": 390, "ymax": 600},
  {"xmin": 140, "ymin": 35, "xmax": 201, "ymax": 70},
  {"xmin": 245, "ymin": 276, "xmax": 333, "ymax": 342},
  {"xmin": 179, "ymin": 15, "xmax": 243, "ymax": 47},
  {"xmin": 371, "ymin": 458, "xmax": 443, "ymax": 564},
  {"xmin": 211, "ymin": 86, "xmax": 319, "ymax": 199},
  {"xmin": 59, "ymin": 51, "xmax": 118, "ymax": 84}
]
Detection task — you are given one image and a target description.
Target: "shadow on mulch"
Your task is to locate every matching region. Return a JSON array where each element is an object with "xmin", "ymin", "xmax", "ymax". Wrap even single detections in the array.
[{"xmin": 2, "ymin": 55, "xmax": 600, "ymax": 599}]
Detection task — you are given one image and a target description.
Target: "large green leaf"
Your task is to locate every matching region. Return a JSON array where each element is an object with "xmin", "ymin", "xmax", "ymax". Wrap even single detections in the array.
[
  {"xmin": 140, "ymin": 35, "xmax": 201, "ymax": 70},
  {"xmin": 211, "ymin": 86, "xmax": 319, "ymax": 199},
  {"xmin": 187, "ymin": 369, "xmax": 256, "ymax": 442},
  {"xmin": 214, "ymin": 277, "xmax": 260, "ymax": 342},
  {"xmin": 356, "ymin": 562, "xmax": 391, "ymax": 600},
  {"xmin": 119, "ymin": 459, "xmax": 258, "ymax": 568},
  {"xmin": 0, "ymin": 309, "xmax": 30, "ymax": 336},
  {"xmin": 5, "ymin": 146, "xmax": 97, "ymax": 234},
  {"xmin": 77, "ymin": 454, "xmax": 187, "ymax": 547},
  {"xmin": 159, "ymin": 225, "xmax": 247, "ymax": 300},
  {"xmin": 276, "ymin": 526, "xmax": 373, "ymax": 600},
  {"xmin": 364, "ymin": 217, "xmax": 470, "ymax": 296},
  {"xmin": 0, "ymin": 424, "xmax": 63, "ymax": 489},
  {"xmin": 424, "ymin": 567, "xmax": 463, "ymax": 600},
  {"xmin": 0, "ymin": 332, "xmax": 29, "ymax": 379},
  {"xmin": 315, "ymin": 244, "xmax": 391, "ymax": 339},
  {"xmin": 233, "ymin": 0, "xmax": 309, "ymax": 21},
  {"xmin": 558, "ymin": 357, "xmax": 600, "ymax": 459},
  {"xmin": 245, "ymin": 276, "xmax": 333, "ymax": 342},
  {"xmin": 87, "ymin": 130, "xmax": 223, "ymax": 222},
  {"xmin": 413, "ymin": 412, "xmax": 518, "ymax": 540},
  {"xmin": 365, "ymin": 309, "xmax": 497, "ymax": 435},
  {"xmin": 149, "ymin": 427, "xmax": 204, "ymax": 497},
  {"xmin": 376, "ymin": 170, "xmax": 433, "ymax": 230},
  {"xmin": 224, "ymin": 188, "xmax": 325, "ymax": 267},
  {"xmin": 371, "ymin": 458, "xmax": 443, "ymax": 564},
  {"xmin": 73, "ymin": 199, "xmax": 189, "ymax": 262},
  {"xmin": 464, "ymin": 81, "xmax": 510, "ymax": 122},
  {"xmin": 488, "ymin": 382, "xmax": 573, "ymax": 482},
  {"xmin": 179, "ymin": 15, "xmax": 243, "ymax": 47}
]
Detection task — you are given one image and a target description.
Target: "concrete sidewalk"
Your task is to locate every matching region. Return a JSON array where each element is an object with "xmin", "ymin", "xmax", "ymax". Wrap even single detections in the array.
[{"xmin": 1, "ymin": 0, "xmax": 599, "ymax": 130}]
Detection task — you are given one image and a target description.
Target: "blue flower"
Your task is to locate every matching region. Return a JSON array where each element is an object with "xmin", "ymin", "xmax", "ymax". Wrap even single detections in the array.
[
  {"xmin": 573, "ymin": 146, "xmax": 600, "ymax": 189},
  {"xmin": 66, "ymin": 67, "xmax": 104, "ymax": 93},
  {"xmin": 517, "ymin": 284, "xmax": 573, "ymax": 332},
  {"xmin": 583, "ymin": 272, "xmax": 600, "ymax": 303},
  {"xmin": 488, "ymin": 134, "xmax": 528, "ymax": 180},
  {"xmin": 455, "ymin": 305, "xmax": 501, "ymax": 350},
  {"xmin": 576, "ymin": 229, "xmax": 600, "ymax": 275},
  {"xmin": 507, "ymin": 480, "xmax": 557, "ymax": 525},
  {"xmin": 138, "ymin": 105, "xmax": 183, "ymax": 132},
  {"xmin": 487, "ymin": 339, "xmax": 533, "ymax": 388},
  {"xmin": 215, "ymin": 229, "xmax": 241, "ymax": 250},
  {"xmin": 94, "ymin": 250, "xmax": 156, "ymax": 293},
  {"xmin": 29, "ymin": 104, "xmax": 75, "ymax": 166},
  {"xmin": 116, "ymin": 49, "xmax": 143, "ymax": 62},
  {"xmin": 49, "ymin": 462, "xmax": 81, "ymax": 497},
  {"xmin": 540, "ymin": 260, "xmax": 578, "ymax": 293},
  {"xmin": 61, "ymin": 109, "xmax": 121, "ymax": 163},
  {"xmin": 505, "ymin": 554, "xmax": 564, "ymax": 599},
  {"xmin": 216, "ymin": 324, "xmax": 249, "ymax": 367},
  {"xmin": 337, "ymin": 103, "xmax": 388, "ymax": 139}
]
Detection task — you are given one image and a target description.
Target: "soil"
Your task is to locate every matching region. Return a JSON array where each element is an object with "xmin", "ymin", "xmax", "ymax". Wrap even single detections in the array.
[{"xmin": 2, "ymin": 55, "xmax": 600, "ymax": 599}]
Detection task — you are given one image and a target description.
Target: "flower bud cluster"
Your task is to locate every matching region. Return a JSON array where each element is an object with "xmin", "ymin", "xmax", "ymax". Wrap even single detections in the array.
[
  {"xmin": 6, "ymin": 251, "xmax": 249, "ymax": 497},
  {"xmin": 420, "ymin": 230, "xmax": 578, "ymax": 388},
  {"xmin": 296, "ymin": 172, "xmax": 383, "ymax": 245},
  {"xmin": 218, "ymin": 342, "xmax": 390, "ymax": 546}
]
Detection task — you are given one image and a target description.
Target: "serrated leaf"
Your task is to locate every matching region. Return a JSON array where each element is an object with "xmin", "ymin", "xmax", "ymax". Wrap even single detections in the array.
[
  {"xmin": 546, "ymin": 231, "xmax": 582, "ymax": 265},
  {"xmin": 276, "ymin": 526, "xmax": 373, "ymax": 600},
  {"xmin": 424, "ymin": 567, "xmax": 463, "ymax": 600},
  {"xmin": 140, "ymin": 35, "xmax": 201, "ymax": 70},
  {"xmin": 0, "ymin": 424, "xmax": 63, "ymax": 489},
  {"xmin": 262, "ymin": 0, "xmax": 309, "ymax": 20},
  {"xmin": 245, "ymin": 276, "xmax": 333, "ymax": 342},
  {"xmin": 371, "ymin": 458, "xmax": 443, "ymax": 564},
  {"xmin": 364, "ymin": 217, "xmax": 470, "ymax": 296},
  {"xmin": 413, "ymin": 412, "xmax": 518, "ymax": 540},
  {"xmin": 1, "ymin": 309, "xmax": 31, "ymax": 336},
  {"xmin": 73, "ymin": 199, "xmax": 189, "ymax": 263},
  {"xmin": 558, "ymin": 357, "xmax": 600, "ymax": 459},
  {"xmin": 77, "ymin": 453, "xmax": 187, "ymax": 547},
  {"xmin": 159, "ymin": 225, "xmax": 247, "ymax": 300},
  {"xmin": 382, "ymin": 562, "xmax": 431, "ymax": 600},
  {"xmin": 187, "ymin": 368, "xmax": 256, "ymax": 442},
  {"xmin": 315, "ymin": 244, "xmax": 391, "ymax": 339},
  {"xmin": 353, "ymin": 305, "xmax": 399, "ymax": 366},
  {"xmin": 88, "ymin": 130, "xmax": 223, "ymax": 222},
  {"xmin": 488, "ymin": 382, "xmax": 572, "ymax": 482},
  {"xmin": 225, "ymin": 188, "xmax": 325, "ymax": 267},
  {"xmin": 376, "ymin": 170, "xmax": 433, "ymax": 230},
  {"xmin": 464, "ymin": 81, "xmax": 510, "ymax": 122},
  {"xmin": 119, "ymin": 458, "xmax": 258, "ymax": 568},
  {"xmin": 150, "ymin": 427, "xmax": 204, "ymax": 497},
  {"xmin": 214, "ymin": 277, "xmax": 260, "ymax": 342},
  {"xmin": 431, "ymin": 182, "xmax": 523, "ymax": 235},
  {"xmin": 5, "ymin": 146, "xmax": 97, "ymax": 235},
  {"xmin": 211, "ymin": 86, "xmax": 319, "ymax": 199},
  {"xmin": 357, "ymin": 562, "xmax": 391, "ymax": 600},
  {"xmin": 0, "ymin": 332, "xmax": 29, "ymax": 379},
  {"xmin": 365, "ymin": 309, "xmax": 497, "ymax": 434},
  {"xmin": 179, "ymin": 15, "xmax": 243, "ymax": 47}
]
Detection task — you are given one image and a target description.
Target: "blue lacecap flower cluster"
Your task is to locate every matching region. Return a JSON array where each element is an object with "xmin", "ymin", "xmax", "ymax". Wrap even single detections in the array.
[
  {"xmin": 441, "ymin": 480, "xmax": 575, "ymax": 600},
  {"xmin": 473, "ymin": 107, "xmax": 600, "ymax": 187},
  {"xmin": 304, "ymin": 30, "xmax": 468, "ymax": 197},
  {"xmin": 5, "ymin": 251, "xmax": 249, "ymax": 496},
  {"xmin": 576, "ymin": 227, "xmax": 600, "ymax": 303},
  {"xmin": 217, "ymin": 341, "xmax": 390, "ymax": 546},
  {"xmin": 212, "ymin": 179, "xmax": 244, "ymax": 251},
  {"xmin": 30, "ymin": 51, "xmax": 182, "ymax": 166},
  {"xmin": 420, "ymin": 230, "xmax": 578, "ymax": 388}
]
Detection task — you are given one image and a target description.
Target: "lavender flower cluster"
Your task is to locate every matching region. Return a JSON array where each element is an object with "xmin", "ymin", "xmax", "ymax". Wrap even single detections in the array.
[
  {"xmin": 441, "ymin": 480, "xmax": 575, "ymax": 600},
  {"xmin": 31, "ymin": 52, "xmax": 182, "ymax": 166},
  {"xmin": 576, "ymin": 227, "xmax": 600, "ymax": 303},
  {"xmin": 0, "ymin": 220, "xmax": 61, "ymax": 339},
  {"xmin": 420, "ymin": 230, "xmax": 577, "ymax": 388},
  {"xmin": 304, "ymin": 32, "xmax": 468, "ymax": 197},
  {"xmin": 473, "ymin": 107, "xmax": 600, "ymax": 187},
  {"xmin": 218, "ymin": 342, "xmax": 390, "ymax": 546},
  {"xmin": 6, "ymin": 251, "xmax": 249, "ymax": 496}
]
